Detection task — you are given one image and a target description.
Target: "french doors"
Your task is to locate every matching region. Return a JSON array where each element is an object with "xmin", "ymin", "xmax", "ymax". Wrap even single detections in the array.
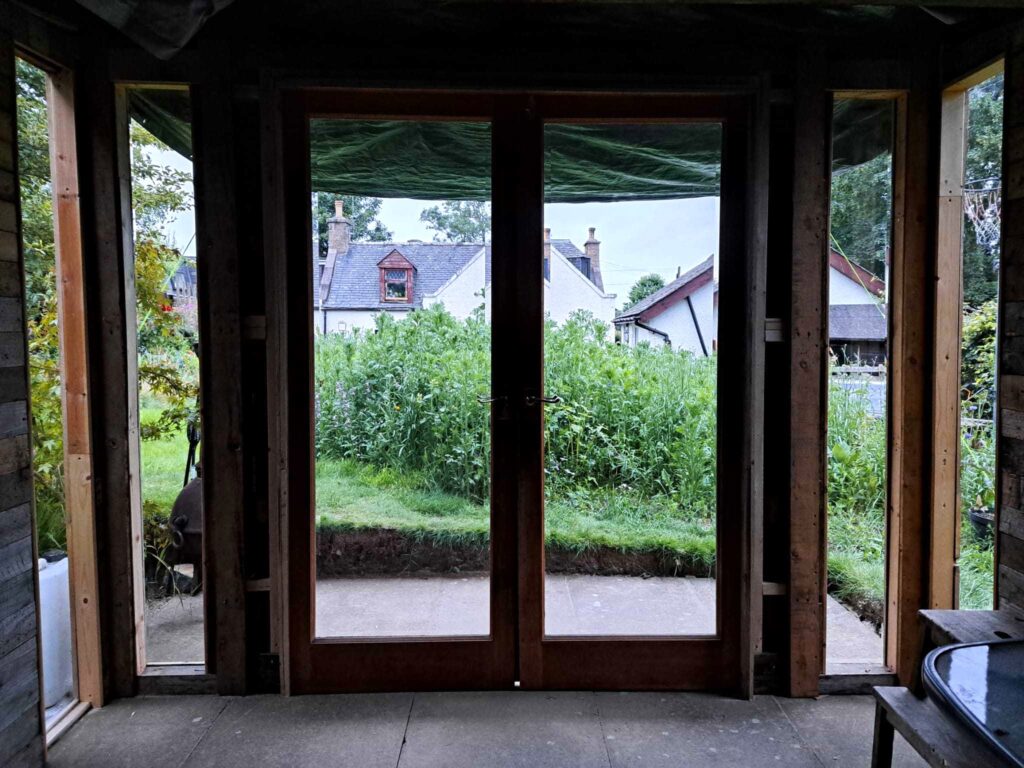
[{"xmin": 279, "ymin": 90, "xmax": 763, "ymax": 694}]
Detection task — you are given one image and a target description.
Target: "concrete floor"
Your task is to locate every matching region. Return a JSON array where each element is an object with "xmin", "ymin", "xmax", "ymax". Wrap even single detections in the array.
[
  {"xmin": 48, "ymin": 691, "xmax": 928, "ymax": 768},
  {"xmin": 146, "ymin": 575, "xmax": 882, "ymax": 668}
]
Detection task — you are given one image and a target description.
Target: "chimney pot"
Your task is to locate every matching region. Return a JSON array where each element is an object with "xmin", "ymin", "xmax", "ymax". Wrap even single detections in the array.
[{"xmin": 544, "ymin": 227, "xmax": 551, "ymax": 241}]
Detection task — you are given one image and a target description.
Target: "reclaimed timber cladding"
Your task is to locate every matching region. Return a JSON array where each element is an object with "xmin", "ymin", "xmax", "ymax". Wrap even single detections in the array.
[
  {"xmin": 998, "ymin": 26, "xmax": 1024, "ymax": 613},
  {"xmin": 0, "ymin": 31, "xmax": 44, "ymax": 768}
]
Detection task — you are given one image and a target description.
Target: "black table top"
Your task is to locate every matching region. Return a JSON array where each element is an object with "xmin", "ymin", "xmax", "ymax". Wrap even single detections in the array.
[{"xmin": 923, "ymin": 639, "xmax": 1024, "ymax": 768}]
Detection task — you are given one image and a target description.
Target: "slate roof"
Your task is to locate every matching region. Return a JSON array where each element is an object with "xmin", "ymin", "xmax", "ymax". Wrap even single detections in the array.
[
  {"xmin": 319, "ymin": 238, "xmax": 598, "ymax": 310},
  {"xmin": 614, "ymin": 254, "xmax": 714, "ymax": 323},
  {"xmin": 829, "ymin": 303, "xmax": 887, "ymax": 341},
  {"xmin": 320, "ymin": 242, "xmax": 487, "ymax": 310}
]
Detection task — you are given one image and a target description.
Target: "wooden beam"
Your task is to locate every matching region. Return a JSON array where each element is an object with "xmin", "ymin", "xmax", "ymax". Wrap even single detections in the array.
[
  {"xmin": 929, "ymin": 86, "xmax": 967, "ymax": 611},
  {"xmin": 77, "ymin": 59, "xmax": 141, "ymax": 699},
  {"xmin": 885, "ymin": 56, "xmax": 941, "ymax": 685},
  {"xmin": 739, "ymin": 80, "xmax": 769, "ymax": 699},
  {"xmin": 192, "ymin": 50, "xmax": 247, "ymax": 694},
  {"xmin": 259, "ymin": 72, "xmax": 288, "ymax": 692},
  {"xmin": 788, "ymin": 59, "xmax": 831, "ymax": 697},
  {"xmin": 46, "ymin": 66, "xmax": 103, "ymax": 707}
]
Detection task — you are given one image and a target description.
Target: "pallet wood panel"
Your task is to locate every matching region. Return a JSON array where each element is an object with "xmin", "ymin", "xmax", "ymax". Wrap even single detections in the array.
[
  {"xmin": 0, "ymin": 30, "xmax": 43, "ymax": 768},
  {"xmin": 998, "ymin": 26, "xmax": 1024, "ymax": 613},
  {"xmin": 788, "ymin": 61, "xmax": 831, "ymax": 697}
]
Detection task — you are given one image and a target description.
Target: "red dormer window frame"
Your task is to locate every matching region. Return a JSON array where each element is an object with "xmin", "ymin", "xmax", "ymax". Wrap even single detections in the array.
[{"xmin": 378, "ymin": 249, "xmax": 415, "ymax": 304}]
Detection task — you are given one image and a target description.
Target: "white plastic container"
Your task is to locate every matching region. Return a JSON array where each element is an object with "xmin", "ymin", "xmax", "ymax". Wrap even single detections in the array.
[{"xmin": 37, "ymin": 557, "xmax": 73, "ymax": 707}]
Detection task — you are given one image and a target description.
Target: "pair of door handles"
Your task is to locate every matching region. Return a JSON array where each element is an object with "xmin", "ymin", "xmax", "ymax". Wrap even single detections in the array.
[{"xmin": 477, "ymin": 394, "xmax": 562, "ymax": 406}]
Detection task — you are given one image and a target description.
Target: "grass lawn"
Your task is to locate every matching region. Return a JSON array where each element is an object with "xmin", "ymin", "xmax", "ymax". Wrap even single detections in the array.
[
  {"xmin": 315, "ymin": 458, "xmax": 717, "ymax": 567},
  {"xmin": 140, "ymin": 406, "xmax": 190, "ymax": 516}
]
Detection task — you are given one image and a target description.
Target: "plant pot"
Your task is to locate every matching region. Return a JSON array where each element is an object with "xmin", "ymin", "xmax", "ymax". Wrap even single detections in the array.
[{"xmin": 969, "ymin": 507, "xmax": 995, "ymax": 542}]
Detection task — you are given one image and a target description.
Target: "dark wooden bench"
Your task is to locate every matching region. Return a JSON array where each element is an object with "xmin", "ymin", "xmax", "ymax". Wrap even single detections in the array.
[
  {"xmin": 870, "ymin": 608, "xmax": 1024, "ymax": 768},
  {"xmin": 872, "ymin": 686, "xmax": 1011, "ymax": 768}
]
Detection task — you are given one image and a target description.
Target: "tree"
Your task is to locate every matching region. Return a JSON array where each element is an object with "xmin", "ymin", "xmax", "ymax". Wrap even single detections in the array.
[
  {"xmin": 962, "ymin": 74, "xmax": 1003, "ymax": 308},
  {"xmin": 315, "ymin": 194, "xmax": 391, "ymax": 256},
  {"xmin": 829, "ymin": 152, "xmax": 892, "ymax": 281},
  {"xmin": 419, "ymin": 200, "xmax": 490, "ymax": 243},
  {"xmin": 627, "ymin": 274, "xmax": 666, "ymax": 307}
]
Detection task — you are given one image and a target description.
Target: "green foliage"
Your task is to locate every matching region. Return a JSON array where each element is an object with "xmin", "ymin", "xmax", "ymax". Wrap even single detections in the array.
[
  {"xmin": 830, "ymin": 152, "xmax": 892, "ymax": 280},
  {"xmin": 627, "ymin": 273, "xmax": 665, "ymax": 307},
  {"xmin": 315, "ymin": 307, "xmax": 717, "ymax": 515},
  {"xmin": 962, "ymin": 74, "xmax": 1003, "ymax": 307},
  {"xmin": 419, "ymin": 200, "xmax": 491, "ymax": 243},
  {"xmin": 314, "ymin": 194, "xmax": 392, "ymax": 257},
  {"xmin": 961, "ymin": 300, "xmax": 997, "ymax": 419},
  {"xmin": 17, "ymin": 58, "xmax": 197, "ymax": 550}
]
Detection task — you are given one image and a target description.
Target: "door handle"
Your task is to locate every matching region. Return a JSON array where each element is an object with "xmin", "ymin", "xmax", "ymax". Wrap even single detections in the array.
[{"xmin": 525, "ymin": 394, "xmax": 562, "ymax": 406}]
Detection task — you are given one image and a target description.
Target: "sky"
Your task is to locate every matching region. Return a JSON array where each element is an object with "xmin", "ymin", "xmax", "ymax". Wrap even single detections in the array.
[{"xmin": 154, "ymin": 146, "xmax": 721, "ymax": 308}]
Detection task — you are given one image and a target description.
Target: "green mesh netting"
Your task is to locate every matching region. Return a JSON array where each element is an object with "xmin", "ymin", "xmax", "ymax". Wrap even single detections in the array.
[{"xmin": 129, "ymin": 90, "xmax": 890, "ymax": 202}]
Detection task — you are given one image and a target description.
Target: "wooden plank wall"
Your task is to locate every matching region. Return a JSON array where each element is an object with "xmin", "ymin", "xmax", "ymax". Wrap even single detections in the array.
[
  {"xmin": 0, "ymin": 31, "xmax": 45, "ymax": 768},
  {"xmin": 997, "ymin": 26, "xmax": 1024, "ymax": 612}
]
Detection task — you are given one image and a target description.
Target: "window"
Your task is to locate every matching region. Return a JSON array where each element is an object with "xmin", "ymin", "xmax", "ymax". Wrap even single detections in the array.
[{"xmin": 382, "ymin": 267, "xmax": 411, "ymax": 302}]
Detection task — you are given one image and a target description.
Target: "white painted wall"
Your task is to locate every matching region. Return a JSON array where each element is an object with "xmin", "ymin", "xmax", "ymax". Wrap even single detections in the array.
[
  {"xmin": 545, "ymin": 246, "xmax": 617, "ymax": 334},
  {"xmin": 620, "ymin": 279, "xmax": 715, "ymax": 355},
  {"xmin": 422, "ymin": 249, "xmax": 490, "ymax": 318},
  {"xmin": 829, "ymin": 267, "xmax": 879, "ymax": 305},
  {"xmin": 320, "ymin": 308, "xmax": 411, "ymax": 333},
  {"xmin": 321, "ymin": 245, "xmax": 616, "ymax": 334}
]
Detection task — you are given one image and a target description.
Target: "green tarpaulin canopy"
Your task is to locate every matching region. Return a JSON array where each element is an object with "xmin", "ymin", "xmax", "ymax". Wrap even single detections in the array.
[{"xmin": 129, "ymin": 90, "xmax": 890, "ymax": 203}]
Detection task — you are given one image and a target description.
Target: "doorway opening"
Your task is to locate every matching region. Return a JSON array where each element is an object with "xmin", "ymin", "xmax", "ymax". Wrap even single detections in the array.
[
  {"xmin": 122, "ymin": 87, "xmax": 204, "ymax": 666},
  {"xmin": 541, "ymin": 122, "xmax": 721, "ymax": 637},
  {"xmin": 825, "ymin": 97, "xmax": 895, "ymax": 672},
  {"xmin": 956, "ymin": 69, "xmax": 1002, "ymax": 611},
  {"xmin": 310, "ymin": 118, "xmax": 494, "ymax": 639}
]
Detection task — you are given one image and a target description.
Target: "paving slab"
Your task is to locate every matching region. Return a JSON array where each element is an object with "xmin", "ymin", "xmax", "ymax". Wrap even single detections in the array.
[
  {"xmin": 183, "ymin": 693, "xmax": 412, "ymax": 768},
  {"xmin": 148, "ymin": 575, "xmax": 881, "ymax": 669},
  {"xmin": 775, "ymin": 695, "xmax": 928, "ymax": 767},
  {"xmin": 595, "ymin": 692, "xmax": 821, "ymax": 768},
  {"xmin": 398, "ymin": 691, "xmax": 611, "ymax": 768},
  {"xmin": 146, "ymin": 593, "xmax": 205, "ymax": 664},
  {"xmin": 47, "ymin": 695, "xmax": 228, "ymax": 768},
  {"xmin": 825, "ymin": 594, "xmax": 883, "ymax": 669}
]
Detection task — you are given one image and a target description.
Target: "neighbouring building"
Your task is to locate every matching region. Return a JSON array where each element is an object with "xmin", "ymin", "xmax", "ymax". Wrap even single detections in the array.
[
  {"xmin": 615, "ymin": 249, "xmax": 886, "ymax": 360},
  {"xmin": 313, "ymin": 201, "xmax": 616, "ymax": 333}
]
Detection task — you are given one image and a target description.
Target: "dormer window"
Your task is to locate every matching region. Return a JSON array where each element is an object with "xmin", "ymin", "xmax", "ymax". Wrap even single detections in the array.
[
  {"xmin": 383, "ymin": 269, "xmax": 410, "ymax": 301},
  {"xmin": 378, "ymin": 249, "xmax": 416, "ymax": 304}
]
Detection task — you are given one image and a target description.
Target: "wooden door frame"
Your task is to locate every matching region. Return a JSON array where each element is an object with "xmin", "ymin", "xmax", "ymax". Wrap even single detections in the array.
[
  {"xmin": 280, "ymin": 89, "xmax": 519, "ymax": 693},
  {"xmin": 278, "ymin": 88, "xmax": 763, "ymax": 695},
  {"xmin": 516, "ymin": 92, "xmax": 763, "ymax": 695}
]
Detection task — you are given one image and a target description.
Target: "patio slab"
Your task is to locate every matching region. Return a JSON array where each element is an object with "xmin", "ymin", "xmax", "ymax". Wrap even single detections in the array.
[{"xmin": 145, "ymin": 575, "xmax": 882, "ymax": 668}]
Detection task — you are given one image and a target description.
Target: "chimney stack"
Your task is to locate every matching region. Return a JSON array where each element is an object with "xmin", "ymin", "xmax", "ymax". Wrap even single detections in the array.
[
  {"xmin": 328, "ymin": 199, "xmax": 352, "ymax": 256},
  {"xmin": 321, "ymin": 199, "xmax": 352, "ymax": 305},
  {"xmin": 543, "ymin": 227, "xmax": 551, "ymax": 261},
  {"xmin": 584, "ymin": 227, "xmax": 604, "ymax": 290}
]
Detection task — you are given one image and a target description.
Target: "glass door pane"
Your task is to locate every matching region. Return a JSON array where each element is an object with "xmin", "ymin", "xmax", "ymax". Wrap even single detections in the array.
[
  {"xmin": 310, "ymin": 119, "xmax": 493, "ymax": 638},
  {"xmin": 541, "ymin": 122, "xmax": 722, "ymax": 637}
]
